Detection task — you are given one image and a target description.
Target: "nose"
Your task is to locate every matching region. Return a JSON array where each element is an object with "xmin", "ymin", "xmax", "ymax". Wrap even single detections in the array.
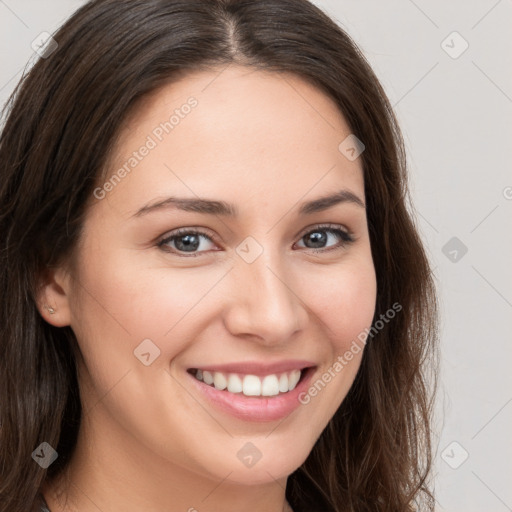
[{"xmin": 222, "ymin": 247, "xmax": 308, "ymax": 346}]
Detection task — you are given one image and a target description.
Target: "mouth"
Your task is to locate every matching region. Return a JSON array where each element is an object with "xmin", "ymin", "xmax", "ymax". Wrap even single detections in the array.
[
  {"xmin": 186, "ymin": 366, "xmax": 314, "ymax": 398},
  {"xmin": 184, "ymin": 363, "xmax": 318, "ymax": 422}
]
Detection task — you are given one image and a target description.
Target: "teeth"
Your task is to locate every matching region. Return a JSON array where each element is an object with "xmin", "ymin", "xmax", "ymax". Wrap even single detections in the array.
[
  {"xmin": 288, "ymin": 369, "xmax": 301, "ymax": 391},
  {"xmin": 243, "ymin": 375, "xmax": 261, "ymax": 396},
  {"xmin": 213, "ymin": 372, "xmax": 227, "ymax": 390},
  {"xmin": 192, "ymin": 368, "xmax": 304, "ymax": 397},
  {"xmin": 227, "ymin": 374, "xmax": 243, "ymax": 393},
  {"xmin": 261, "ymin": 375, "xmax": 280, "ymax": 396},
  {"xmin": 278, "ymin": 373, "xmax": 289, "ymax": 393}
]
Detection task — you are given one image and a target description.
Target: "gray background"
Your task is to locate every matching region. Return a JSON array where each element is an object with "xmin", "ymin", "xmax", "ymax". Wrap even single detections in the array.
[{"xmin": 1, "ymin": 1, "xmax": 511, "ymax": 511}]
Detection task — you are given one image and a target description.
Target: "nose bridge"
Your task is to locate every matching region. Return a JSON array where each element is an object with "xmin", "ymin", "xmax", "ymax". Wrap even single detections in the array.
[{"xmin": 225, "ymin": 241, "xmax": 305, "ymax": 342}]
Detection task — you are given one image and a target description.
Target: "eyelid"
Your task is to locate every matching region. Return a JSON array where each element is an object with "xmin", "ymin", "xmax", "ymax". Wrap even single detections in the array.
[
  {"xmin": 296, "ymin": 222, "xmax": 353, "ymax": 240},
  {"xmin": 159, "ymin": 225, "xmax": 218, "ymax": 241}
]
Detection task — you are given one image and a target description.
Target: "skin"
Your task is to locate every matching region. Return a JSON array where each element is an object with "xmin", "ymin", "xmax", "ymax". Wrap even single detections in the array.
[{"xmin": 38, "ymin": 64, "xmax": 377, "ymax": 512}]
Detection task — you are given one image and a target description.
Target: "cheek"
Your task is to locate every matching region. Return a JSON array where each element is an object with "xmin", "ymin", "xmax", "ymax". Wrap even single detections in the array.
[
  {"xmin": 68, "ymin": 245, "xmax": 230, "ymax": 378},
  {"xmin": 289, "ymin": 256, "xmax": 376, "ymax": 443},
  {"xmin": 71, "ymin": 237, "xmax": 209, "ymax": 333},
  {"xmin": 296, "ymin": 256, "xmax": 377, "ymax": 351}
]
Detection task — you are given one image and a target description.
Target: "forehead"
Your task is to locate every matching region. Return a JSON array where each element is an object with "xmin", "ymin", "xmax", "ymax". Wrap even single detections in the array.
[
  {"xmin": 97, "ymin": 65, "xmax": 365, "ymax": 217},
  {"xmin": 123, "ymin": 65, "xmax": 350, "ymax": 134}
]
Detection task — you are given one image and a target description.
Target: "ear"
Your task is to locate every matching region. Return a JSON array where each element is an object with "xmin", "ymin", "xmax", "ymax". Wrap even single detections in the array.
[{"xmin": 35, "ymin": 264, "xmax": 74, "ymax": 327}]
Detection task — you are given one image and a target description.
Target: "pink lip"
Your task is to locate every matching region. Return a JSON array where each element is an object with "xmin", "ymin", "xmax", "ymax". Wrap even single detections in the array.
[
  {"xmin": 186, "ymin": 366, "xmax": 317, "ymax": 422},
  {"xmin": 187, "ymin": 359, "xmax": 316, "ymax": 377}
]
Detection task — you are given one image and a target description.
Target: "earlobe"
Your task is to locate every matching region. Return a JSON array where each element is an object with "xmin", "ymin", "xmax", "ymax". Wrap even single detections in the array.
[{"xmin": 36, "ymin": 266, "xmax": 73, "ymax": 327}]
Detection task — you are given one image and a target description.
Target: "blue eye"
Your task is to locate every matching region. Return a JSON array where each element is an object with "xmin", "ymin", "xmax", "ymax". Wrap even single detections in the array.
[{"xmin": 157, "ymin": 224, "xmax": 354, "ymax": 257}]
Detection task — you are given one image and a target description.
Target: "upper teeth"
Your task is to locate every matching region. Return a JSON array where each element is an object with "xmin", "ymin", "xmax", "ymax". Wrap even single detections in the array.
[{"xmin": 194, "ymin": 369, "xmax": 302, "ymax": 397}]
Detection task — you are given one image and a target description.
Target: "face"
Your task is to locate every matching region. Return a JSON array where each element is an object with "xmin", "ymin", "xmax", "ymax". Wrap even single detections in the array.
[{"xmin": 42, "ymin": 65, "xmax": 377, "ymax": 488}]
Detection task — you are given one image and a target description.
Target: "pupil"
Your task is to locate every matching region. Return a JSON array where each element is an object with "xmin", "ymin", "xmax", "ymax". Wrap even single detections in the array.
[
  {"xmin": 306, "ymin": 231, "xmax": 326, "ymax": 248},
  {"xmin": 176, "ymin": 234, "xmax": 200, "ymax": 252}
]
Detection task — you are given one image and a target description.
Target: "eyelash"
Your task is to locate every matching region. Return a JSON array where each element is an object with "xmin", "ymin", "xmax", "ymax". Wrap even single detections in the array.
[{"xmin": 157, "ymin": 223, "xmax": 355, "ymax": 258}]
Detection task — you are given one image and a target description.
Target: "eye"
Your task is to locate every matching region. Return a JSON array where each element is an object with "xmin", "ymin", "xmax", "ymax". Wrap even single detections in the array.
[
  {"xmin": 294, "ymin": 223, "xmax": 355, "ymax": 253},
  {"xmin": 157, "ymin": 223, "xmax": 355, "ymax": 257},
  {"xmin": 157, "ymin": 228, "xmax": 218, "ymax": 257}
]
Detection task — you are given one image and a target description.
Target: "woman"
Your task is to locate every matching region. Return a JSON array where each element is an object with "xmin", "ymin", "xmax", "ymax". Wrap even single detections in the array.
[{"xmin": 0, "ymin": 1, "xmax": 439, "ymax": 511}]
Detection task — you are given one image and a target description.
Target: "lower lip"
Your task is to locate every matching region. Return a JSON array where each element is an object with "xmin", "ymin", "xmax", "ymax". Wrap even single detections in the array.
[{"xmin": 186, "ymin": 367, "xmax": 316, "ymax": 422}]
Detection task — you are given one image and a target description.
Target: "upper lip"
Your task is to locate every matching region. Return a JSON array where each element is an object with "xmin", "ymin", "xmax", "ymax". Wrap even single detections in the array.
[{"xmin": 188, "ymin": 359, "xmax": 317, "ymax": 377}]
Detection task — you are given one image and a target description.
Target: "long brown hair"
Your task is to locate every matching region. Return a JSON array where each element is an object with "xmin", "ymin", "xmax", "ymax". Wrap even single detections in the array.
[{"xmin": 0, "ymin": 1, "xmax": 439, "ymax": 510}]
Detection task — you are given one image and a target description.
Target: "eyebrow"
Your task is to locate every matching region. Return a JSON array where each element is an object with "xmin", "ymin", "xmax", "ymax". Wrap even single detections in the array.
[{"xmin": 131, "ymin": 188, "xmax": 365, "ymax": 218}]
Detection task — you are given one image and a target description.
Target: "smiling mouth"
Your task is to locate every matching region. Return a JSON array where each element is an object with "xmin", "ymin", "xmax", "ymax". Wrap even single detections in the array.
[{"xmin": 186, "ymin": 367, "xmax": 313, "ymax": 398}]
